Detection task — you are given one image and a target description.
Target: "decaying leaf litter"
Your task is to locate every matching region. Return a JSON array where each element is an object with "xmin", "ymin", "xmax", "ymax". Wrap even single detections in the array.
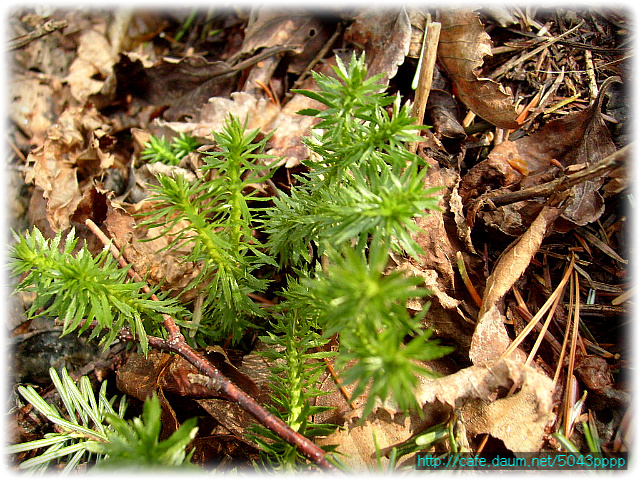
[{"xmin": 8, "ymin": 6, "xmax": 631, "ymax": 471}]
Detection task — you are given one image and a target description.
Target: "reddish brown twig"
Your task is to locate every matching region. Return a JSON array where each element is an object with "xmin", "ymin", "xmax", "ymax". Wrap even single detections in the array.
[{"xmin": 85, "ymin": 219, "xmax": 334, "ymax": 470}]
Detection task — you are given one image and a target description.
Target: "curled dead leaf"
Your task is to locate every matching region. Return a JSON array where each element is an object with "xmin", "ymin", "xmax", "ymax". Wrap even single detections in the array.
[
  {"xmin": 470, "ymin": 305, "xmax": 526, "ymax": 366},
  {"xmin": 104, "ymin": 200, "xmax": 201, "ymax": 297},
  {"xmin": 461, "ymin": 383, "xmax": 554, "ymax": 452},
  {"xmin": 437, "ymin": 8, "xmax": 519, "ymax": 128},
  {"xmin": 66, "ymin": 29, "xmax": 116, "ymax": 103},
  {"xmin": 415, "ymin": 358, "xmax": 554, "ymax": 452},
  {"xmin": 479, "ymin": 206, "xmax": 563, "ymax": 318},
  {"xmin": 344, "ymin": 8, "xmax": 412, "ymax": 84},
  {"xmin": 24, "ymin": 106, "xmax": 114, "ymax": 232}
]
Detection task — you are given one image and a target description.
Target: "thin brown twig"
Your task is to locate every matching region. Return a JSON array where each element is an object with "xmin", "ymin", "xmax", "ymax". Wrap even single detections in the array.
[
  {"xmin": 85, "ymin": 219, "xmax": 334, "ymax": 470},
  {"xmin": 483, "ymin": 143, "xmax": 631, "ymax": 208},
  {"xmin": 323, "ymin": 358, "xmax": 356, "ymax": 410},
  {"xmin": 7, "ymin": 19, "xmax": 67, "ymax": 51}
]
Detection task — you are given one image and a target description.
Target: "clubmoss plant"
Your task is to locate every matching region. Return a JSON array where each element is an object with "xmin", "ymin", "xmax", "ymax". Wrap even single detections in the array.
[
  {"xmin": 9, "ymin": 227, "xmax": 185, "ymax": 354},
  {"xmin": 250, "ymin": 307, "xmax": 338, "ymax": 470},
  {"xmin": 141, "ymin": 132, "xmax": 200, "ymax": 166},
  {"xmin": 139, "ymin": 115, "xmax": 277, "ymax": 343},
  {"xmin": 263, "ymin": 52, "xmax": 442, "ymax": 264},
  {"xmin": 280, "ymin": 237, "xmax": 453, "ymax": 418},
  {"xmin": 9, "ymin": 52, "xmax": 450, "ymax": 471},
  {"xmin": 263, "ymin": 52, "xmax": 449, "ymax": 416}
]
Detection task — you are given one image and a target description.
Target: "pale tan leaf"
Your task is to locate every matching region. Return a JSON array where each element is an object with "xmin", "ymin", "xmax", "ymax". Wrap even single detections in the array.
[
  {"xmin": 470, "ymin": 305, "xmax": 526, "ymax": 366},
  {"xmin": 461, "ymin": 380, "xmax": 555, "ymax": 452},
  {"xmin": 479, "ymin": 206, "xmax": 562, "ymax": 318},
  {"xmin": 66, "ymin": 29, "xmax": 116, "ymax": 103},
  {"xmin": 415, "ymin": 358, "xmax": 553, "ymax": 418}
]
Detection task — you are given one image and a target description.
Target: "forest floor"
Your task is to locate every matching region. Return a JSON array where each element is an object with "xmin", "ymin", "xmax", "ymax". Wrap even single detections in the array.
[{"xmin": 7, "ymin": 5, "xmax": 632, "ymax": 473}]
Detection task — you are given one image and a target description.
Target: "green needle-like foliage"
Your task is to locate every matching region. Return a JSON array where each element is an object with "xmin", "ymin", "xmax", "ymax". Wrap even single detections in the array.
[
  {"xmin": 9, "ymin": 52, "xmax": 454, "ymax": 472},
  {"xmin": 92, "ymin": 394, "xmax": 198, "ymax": 470},
  {"xmin": 8, "ymin": 369, "xmax": 197, "ymax": 472},
  {"xmin": 8, "ymin": 368, "xmax": 122, "ymax": 473},
  {"xmin": 264, "ymin": 52, "xmax": 442, "ymax": 265},
  {"xmin": 290, "ymin": 237, "xmax": 454, "ymax": 419},
  {"xmin": 251, "ymin": 308, "xmax": 337, "ymax": 470},
  {"xmin": 141, "ymin": 132, "xmax": 200, "ymax": 166},
  {"xmin": 9, "ymin": 227, "xmax": 185, "ymax": 354},
  {"xmin": 140, "ymin": 115, "xmax": 277, "ymax": 343}
]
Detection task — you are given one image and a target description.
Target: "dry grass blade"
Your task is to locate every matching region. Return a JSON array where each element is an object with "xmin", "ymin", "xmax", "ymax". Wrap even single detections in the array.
[
  {"xmin": 500, "ymin": 255, "xmax": 575, "ymax": 359},
  {"xmin": 563, "ymin": 270, "xmax": 582, "ymax": 438}
]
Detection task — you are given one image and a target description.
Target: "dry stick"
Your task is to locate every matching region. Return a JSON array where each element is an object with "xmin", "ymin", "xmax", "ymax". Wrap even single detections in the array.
[
  {"xmin": 7, "ymin": 19, "xmax": 67, "ymax": 51},
  {"xmin": 323, "ymin": 358, "xmax": 356, "ymax": 410},
  {"xmin": 584, "ymin": 49, "xmax": 599, "ymax": 101},
  {"xmin": 489, "ymin": 20, "xmax": 584, "ymax": 81},
  {"xmin": 85, "ymin": 219, "xmax": 334, "ymax": 470},
  {"xmin": 408, "ymin": 20, "xmax": 441, "ymax": 154},
  {"xmin": 485, "ymin": 143, "xmax": 631, "ymax": 208}
]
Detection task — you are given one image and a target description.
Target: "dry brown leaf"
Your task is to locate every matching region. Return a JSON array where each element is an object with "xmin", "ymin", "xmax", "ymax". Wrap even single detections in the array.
[
  {"xmin": 315, "ymin": 409, "xmax": 423, "ymax": 471},
  {"xmin": 242, "ymin": 10, "xmax": 323, "ymax": 52},
  {"xmin": 116, "ymin": 350, "xmax": 261, "ymax": 441},
  {"xmin": 574, "ymin": 354, "xmax": 614, "ymax": 392},
  {"xmin": 437, "ymin": 8, "xmax": 519, "ymax": 129},
  {"xmin": 344, "ymin": 8, "xmax": 412, "ymax": 84},
  {"xmin": 450, "ymin": 179, "xmax": 476, "ymax": 254},
  {"xmin": 66, "ymin": 28, "xmax": 116, "ymax": 103},
  {"xmin": 415, "ymin": 358, "xmax": 555, "ymax": 452},
  {"xmin": 415, "ymin": 358, "xmax": 554, "ymax": 420},
  {"xmin": 406, "ymin": 155, "xmax": 460, "ymax": 291},
  {"xmin": 196, "ymin": 398, "xmax": 257, "ymax": 439},
  {"xmin": 479, "ymin": 205, "xmax": 562, "ymax": 318},
  {"xmin": 265, "ymin": 91, "xmax": 324, "ymax": 168},
  {"xmin": 104, "ymin": 200, "xmax": 201, "ymax": 297},
  {"xmin": 461, "ymin": 383, "xmax": 555, "ymax": 452},
  {"xmin": 116, "ymin": 351, "xmax": 165, "ymax": 401},
  {"xmin": 459, "ymin": 78, "xmax": 621, "ymax": 236},
  {"xmin": 162, "ymin": 89, "xmax": 314, "ymax": 168},
  {"xmin": 10, "ymin": 75, "xmax": 56, "ymax": 146},
  {"xmin": 24, "ymin": 106, "xmax": 114, "ymax": 232},
  {"xmin": 162, "ymin": 92, "xmax": 280, "ymax": 141},
  {"xmin": 407, "ymin": 9, "xmax": 430, "ymax": 58},
  {"xmin": 25, "ymin": 146, "xmax": 80, "ymax": 233},
  {"xmin": 427, "ymin": 90, "xmax": 467, "ymax": 138}
]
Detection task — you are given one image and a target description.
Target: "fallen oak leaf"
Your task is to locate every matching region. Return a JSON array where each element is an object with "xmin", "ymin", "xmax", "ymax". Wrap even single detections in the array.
[
  {"xmin": 344, "ymin": 8, "xmax": 412, "ymax": 84},
  {"xmin": 470, "ymin": 304, "xmax": 526, "ymax": 367},
  {"xmin": 437, "ymin": 8, "xmax": 519, "ymax": 129},
  {"xmin": 415, "ymin": 358, "xmax": 554, "ymax": 417},
  {"xmin": 104, "ymin": 199, "xmax": 202, "ymax": 298},
  {"xmin": 479, "ymin": 205, "xmax": 564, "ymax": 319},
  {"xmin": 24, "ymin": 105, "xmax": 114, "ymax": 232},
  {"xmin": 460, "ymin": 380, "xmax": 555, "ymax": 452},
  {"xmin": 415, "ymin": 357, "xmax": 554, "ymax": 453}
]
